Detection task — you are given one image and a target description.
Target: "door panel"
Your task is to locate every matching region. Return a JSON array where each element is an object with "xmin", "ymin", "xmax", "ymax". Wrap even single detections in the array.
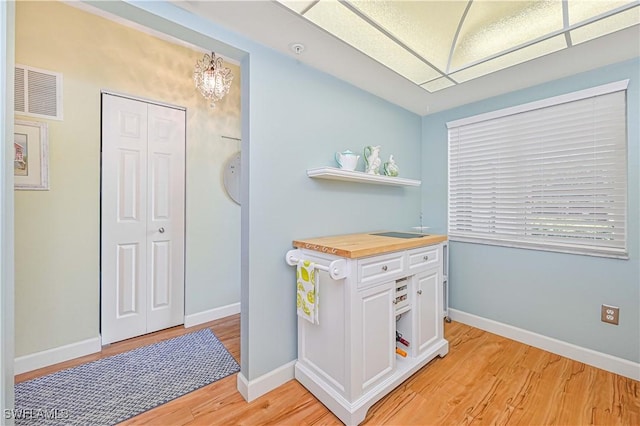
[
  {"xmin": 359, "ymin": 282, "xmax": 395, "ymax": 393},
  {"xmin": 120, "ymin": 110, "xmax": 143, "ymax": 138},
  {"xmin": 118, "ymin": 150, "xmax": 141, "ymax": 221},
  {"xmin": 151, "ymin": 240, "xmax": 171, "ymax": 308},
  {"xmin": 416, "ymin": 269, "xmax": 441, "ymax": 354},
  {"xmin": 102, "ymin": 94, "xmax": 148, "ymax": 344},
  {"xmin": 146, "ymin": 103, "xmax": 185, "ymax": 333},
  {"xmin": 150, "ymin": 153, "xmax": 171, "ymax": 221},
  {"xmin": 116, "ymin": 243, "xmax": 141, "ymax": 317}
]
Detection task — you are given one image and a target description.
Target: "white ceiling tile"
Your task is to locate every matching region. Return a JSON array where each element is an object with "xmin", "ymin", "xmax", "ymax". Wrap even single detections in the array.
[
  {"xmin": 451, "ymin": 0, "xmax": 564, "ymax": 70},
  {"xmin": 451, "ymin": 35, "xmax": 567, "ymax": 83},
  {"xmin": 304, "ymin": 0, "xmax": 442, "ymax": 84},
  {"xmin": 349, "ymin": 1, "xmax": 467, "ymax": 72},
  {"xmin": 568, "ymin": 0, "xmax": 637, "ymax": 25},
  {"xmin": 571, "ymin": 8, "xmax": 640, "ymax": 45}
]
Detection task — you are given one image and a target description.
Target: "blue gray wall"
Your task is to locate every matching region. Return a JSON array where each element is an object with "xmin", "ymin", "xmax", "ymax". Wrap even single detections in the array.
[
  {"xmin": 422, "ymin": 58, "xmax": 640, "ymax": 363},
  {"xmin": 245, "ymin": 44, "xmax": 422, "ymax": 378}
]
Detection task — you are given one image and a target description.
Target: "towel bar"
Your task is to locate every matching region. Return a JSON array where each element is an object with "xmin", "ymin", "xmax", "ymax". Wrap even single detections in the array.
[{"xmin": 285, "ymin": 249, "xmax": 348, "ymax": 280}]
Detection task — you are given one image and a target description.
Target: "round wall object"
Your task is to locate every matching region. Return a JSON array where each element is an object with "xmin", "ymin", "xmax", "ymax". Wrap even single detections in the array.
[{"xmin": 223, "ymin": 151, "xmax": 241, "ymax": 205}]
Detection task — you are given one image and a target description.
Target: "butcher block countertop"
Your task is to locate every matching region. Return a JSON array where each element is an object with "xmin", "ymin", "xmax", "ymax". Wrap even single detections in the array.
[{"xmin": 292, "ymin": 232, "xmax": 447, "ymax": 259}]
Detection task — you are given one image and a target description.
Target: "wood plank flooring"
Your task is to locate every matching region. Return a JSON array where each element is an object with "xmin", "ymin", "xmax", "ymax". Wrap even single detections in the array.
[{"xmin": 16, "ymin": 315, "xmax": 639, "ymax": 425}]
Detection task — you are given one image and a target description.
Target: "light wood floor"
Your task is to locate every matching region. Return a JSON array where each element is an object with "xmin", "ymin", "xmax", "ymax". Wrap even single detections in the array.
[{"xmin": 16, "ymin": 315, "xmax": 639, "ymax": 425}]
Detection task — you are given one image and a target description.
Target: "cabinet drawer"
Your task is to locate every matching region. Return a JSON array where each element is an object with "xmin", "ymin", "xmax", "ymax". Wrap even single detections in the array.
[
  {"xmin": 357, "ymin": 252, "xmax": 405, "ymax": 288},
  {"xmin": 407, "ymin": 245, "xmax": 440, "ymax": 272}
]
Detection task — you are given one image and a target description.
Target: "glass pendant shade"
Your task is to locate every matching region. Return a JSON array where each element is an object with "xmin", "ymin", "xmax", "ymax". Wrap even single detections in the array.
[{"xmin": 194, "ymin": 52, "xmax": 233, "ymax": 108}]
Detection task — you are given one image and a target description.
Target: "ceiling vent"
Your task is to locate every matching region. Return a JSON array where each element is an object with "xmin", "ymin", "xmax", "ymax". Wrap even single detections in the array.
[{"xmin": 15, "ymin": 64, "xmax": 63, "ymax": 120}]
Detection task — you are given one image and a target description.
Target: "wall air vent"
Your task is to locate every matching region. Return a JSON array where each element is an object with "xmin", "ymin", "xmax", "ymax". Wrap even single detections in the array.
[{"xmin": 14, "ymin": 64, "xmax": 63, "ymax": 120}]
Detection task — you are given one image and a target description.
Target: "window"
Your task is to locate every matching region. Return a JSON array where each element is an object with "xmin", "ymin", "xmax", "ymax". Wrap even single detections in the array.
[{"xmin": 447, "ymin": 80, "xmax": 628, "ymax": 259}]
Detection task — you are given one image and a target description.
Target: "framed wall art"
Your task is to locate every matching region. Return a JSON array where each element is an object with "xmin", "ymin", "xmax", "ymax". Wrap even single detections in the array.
[{"xmin": 14, "ymin": 119, "xmax": 49, "ymax": 190}]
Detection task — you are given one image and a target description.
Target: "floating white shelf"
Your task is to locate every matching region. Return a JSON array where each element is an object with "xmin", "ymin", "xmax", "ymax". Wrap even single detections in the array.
[{"xmin": 307, "ymin": 167, "xmax": 421, "ymax": 187}]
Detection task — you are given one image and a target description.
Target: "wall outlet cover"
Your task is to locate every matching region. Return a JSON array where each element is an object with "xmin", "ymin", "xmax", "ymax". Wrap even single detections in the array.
[{"xmin": 601, "ymin": 304, "xmax": 620, "ymax": 325}]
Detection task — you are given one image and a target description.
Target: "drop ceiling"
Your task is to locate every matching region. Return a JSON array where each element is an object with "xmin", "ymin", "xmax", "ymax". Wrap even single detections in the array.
[{"xmin": 179, "ymin": 1, "xmax": 640, "ymax": 115}]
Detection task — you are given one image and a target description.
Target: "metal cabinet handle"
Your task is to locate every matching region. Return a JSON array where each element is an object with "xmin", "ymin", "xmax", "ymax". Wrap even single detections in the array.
[
  {"xmin": 417, "ymin": 289, "xmax": 423, "ymax": 295},
  {"xmin": 381, "ymin": 265, "xmax": 388, "ymax": 271},
  {"xmin": 159, "ymin": 227, "xmax": 165, "ymax": 233},
  {"xmin": 423, "ymin": 255, "xmax": 429, "ymax": 261}
]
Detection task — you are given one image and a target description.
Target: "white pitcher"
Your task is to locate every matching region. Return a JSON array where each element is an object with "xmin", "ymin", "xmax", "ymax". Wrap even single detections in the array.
[
  {"xmin": 335, "ymin": 150, "xmax": 360, "ymax": 171},
  {"xmin": 364, "ymin": 145, "xmax": 381, "ymax": 174}
]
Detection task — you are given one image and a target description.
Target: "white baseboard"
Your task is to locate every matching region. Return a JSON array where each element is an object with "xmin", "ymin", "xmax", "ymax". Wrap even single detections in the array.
[
  {"xmin": 14, "ymin": 336, "xmax": 102, "ymax": 375},
  {"xmin": 449, "ymin": 308, "xmax": 640, "ymax": 381},
  {"xmin": 184, "ymin": 302, "xmax": 241, "ymax": 328},
  {"xmin": 236, "ymin": 360, "xmax": 296, "ymax": 402},
  {"xmin": 14, "ymin": 302, "xmax": 241, "ymax": 375}
]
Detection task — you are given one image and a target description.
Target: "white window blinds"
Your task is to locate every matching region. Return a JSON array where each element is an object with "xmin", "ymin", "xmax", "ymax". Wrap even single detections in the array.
[{"xmin": 447, "ymin": 80, "xmax": 628, "ymax": 259}]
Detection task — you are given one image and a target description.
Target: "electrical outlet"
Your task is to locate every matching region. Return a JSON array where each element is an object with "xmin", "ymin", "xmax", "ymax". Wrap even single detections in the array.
[{"xmin": 601, "ymin": 304, "xmax": 620, "ymax": 325}]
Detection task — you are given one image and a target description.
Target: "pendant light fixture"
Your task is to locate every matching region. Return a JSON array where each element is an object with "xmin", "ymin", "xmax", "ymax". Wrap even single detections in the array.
[{"xmin": 193, "ymin": 52, "xmax": 233, "ymax": 108}]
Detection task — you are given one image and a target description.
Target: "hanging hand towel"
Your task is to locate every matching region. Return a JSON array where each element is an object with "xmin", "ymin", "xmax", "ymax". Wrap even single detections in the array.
[{"xmin": 297, "ymin": 260, "xmax": 319, "ymax": 324}]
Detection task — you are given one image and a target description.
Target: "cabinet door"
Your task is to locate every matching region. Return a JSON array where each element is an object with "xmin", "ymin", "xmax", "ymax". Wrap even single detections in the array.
[
  {"xmin": 416, "ymin": 268, "xmax": 442, "ymax": 354},
  {"xmin": 358, "ymin": 282, "xmax": 395, "ymax": 394}
]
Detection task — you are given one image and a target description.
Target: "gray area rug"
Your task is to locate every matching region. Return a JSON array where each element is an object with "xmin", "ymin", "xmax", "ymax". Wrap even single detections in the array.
[{"xmin": 14, "ymin": 328, "xmax": 240, "ymax": 425}]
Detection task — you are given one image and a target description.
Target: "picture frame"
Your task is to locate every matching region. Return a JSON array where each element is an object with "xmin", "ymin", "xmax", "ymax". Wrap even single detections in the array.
[{"xmin": 14, "ymin": 119, "xmax": 49, "ymax": 190}]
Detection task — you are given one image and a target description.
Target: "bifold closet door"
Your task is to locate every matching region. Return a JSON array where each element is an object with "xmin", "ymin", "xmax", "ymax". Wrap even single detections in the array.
[{"xmin": 101, "ymin": 94, "xmax": 185, "ymax": 345}]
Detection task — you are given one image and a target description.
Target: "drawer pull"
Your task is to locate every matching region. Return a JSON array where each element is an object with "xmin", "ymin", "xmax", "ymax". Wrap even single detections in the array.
[
  {"xmin": 392, "ymin": 299, "xmax": 397, "ymax": 305},
  {"xmin": 417, "ymin": 289, "xmax": 423, "ymax": 295},
  {"xmin": 423, "ymin": 255, "xmax": 429, "ymax": 261},
  {"xmin": 381, "ymin": 265, "xmax": 388, "ymax": 271}
]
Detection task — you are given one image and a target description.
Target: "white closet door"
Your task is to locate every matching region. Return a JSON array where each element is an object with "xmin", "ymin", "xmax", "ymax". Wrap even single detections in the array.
[
  {"xmin": 101, "ymin": 94, "xmax": 185, "ymax": 345},
  {"xmin": 146, "ymin": 103, "xmax": 185, "ymax": 333},
  {"xmin": 101, "ymin": 95, "xmax": 149, "ymax": 344}
]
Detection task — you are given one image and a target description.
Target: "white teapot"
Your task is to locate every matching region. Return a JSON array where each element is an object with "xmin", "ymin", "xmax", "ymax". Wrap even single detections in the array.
[{"xmin": 335, "ymin": 150, "xmax": 360, "ymax": 171}]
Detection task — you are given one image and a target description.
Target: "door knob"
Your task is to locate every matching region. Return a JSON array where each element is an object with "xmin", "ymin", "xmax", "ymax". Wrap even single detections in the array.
[{"xmin": 159, "ymin": 227, "xmax": 165, "ymax": 233}]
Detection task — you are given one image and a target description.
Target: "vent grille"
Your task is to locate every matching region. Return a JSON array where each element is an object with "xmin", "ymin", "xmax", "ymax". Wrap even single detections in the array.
[{"xmin": 14, "ymin": 64, "xmax": 63, "ymax": 120}]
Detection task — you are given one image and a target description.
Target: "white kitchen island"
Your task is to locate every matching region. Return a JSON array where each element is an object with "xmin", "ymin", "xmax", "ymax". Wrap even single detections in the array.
[{"xmin": 287, "ymin": 232, "xmax": 449, "ymax": 425}]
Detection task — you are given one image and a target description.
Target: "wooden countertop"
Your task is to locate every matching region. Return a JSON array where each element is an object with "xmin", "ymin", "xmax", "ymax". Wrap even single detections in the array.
[{"xmin": 292, "ymin": 232, "xmax": 447, "ymax": 259}]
